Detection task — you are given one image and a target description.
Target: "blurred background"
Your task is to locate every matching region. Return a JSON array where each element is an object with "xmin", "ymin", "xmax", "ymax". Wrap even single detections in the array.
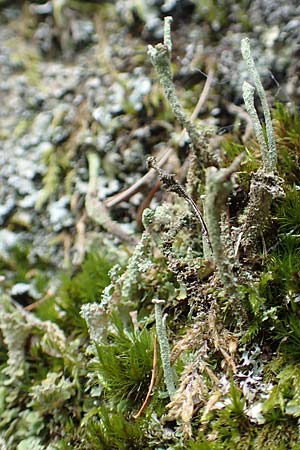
[{"xmin": 0, "ymin": 0, "xmax": 299, "ymax": 295}]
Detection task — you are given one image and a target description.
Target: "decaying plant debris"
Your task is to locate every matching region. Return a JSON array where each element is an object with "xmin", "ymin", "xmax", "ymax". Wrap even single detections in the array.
[{"xmin": 1, "ymin": 2, "xmax": 300, "ymax": 449}]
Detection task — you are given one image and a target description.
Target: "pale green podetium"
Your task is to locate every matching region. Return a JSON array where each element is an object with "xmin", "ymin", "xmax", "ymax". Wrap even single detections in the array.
[
  {"xmin": 147, "ymin": 16, "xmax": 205, "ymax": 149},
  {"xmin": 204, "ymin": 154, "xmax": 244, "ymax": 288},
  {"xmin": 153, "ymin": 299, "xmax": 176, "ymax": 398},
  {"xmin": 241, "ymin": 38, "xmax": 277, "ymax": 172}
]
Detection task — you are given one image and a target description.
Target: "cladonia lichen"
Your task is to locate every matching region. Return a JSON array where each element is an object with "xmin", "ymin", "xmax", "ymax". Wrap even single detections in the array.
[
  {"xmin": 153, "ymin": 299, "xmax": 176, "ymax": 398},
  {"xmin": 241, "ymin": 38, "xmax": 277, "ymax": 172}
]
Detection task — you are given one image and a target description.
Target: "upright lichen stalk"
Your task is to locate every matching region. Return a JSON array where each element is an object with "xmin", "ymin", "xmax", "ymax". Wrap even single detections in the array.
[
  {"xmin": 153, "ymin": 299, "xmax": 176, "ymax": 398},
  {"xmin": 205, "ymin": 154, "xmax": 244, "ymax": 275},
  {"xmin": 239, "ymin": 38, "xmax": 284, "ymax": 253},
  {"xmin": 241, "ymin": 38, "xmax": 277, "ymax": 172},
  {"xmin": 204, "ymin": 155, "xmax": 247, "ymax": 321},
  {"xmin": 147, "ymin": 16, "xmax": 211, "ymax": 165},
  {"xmin": 242, "ymin": 81, "xmax": 270, "ymax": 169},
  {"xmin": 148, "ymin": 18, "xmax": 192, "ymax": 137}
]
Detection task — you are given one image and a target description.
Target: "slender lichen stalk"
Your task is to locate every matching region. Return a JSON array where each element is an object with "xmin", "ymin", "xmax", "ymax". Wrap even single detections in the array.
[
  {"xmin": 241, "ymin": 38, "xmax": 277, "ymax": 172},
  {"xmin": 240, "ymin": 39, "xmax": 285, "ymax": 254},
  {"xmin": 242, "ymin": 81, "xmax": 270, "ymax": 169},
  {"xmin": 153, "ymin": 299, "xmax": 176, "ymax": 398},
  {"xmin": 53, "ymin": 0, "xmax": 66, "ymax": 28},
  {"xmin": 204, "ymin": 154, "xmax": 247, "ymax": 321},
  {"xmin": 147, "ymin": 17, "xmax": 208, "ymax": 151},
  {"xmin": 205, "ymin": 153, "xmax": 244, "ymax": 283},
  {"xmin": 87, "ymin": 152, "xmax": 99, "ymax": 195}
]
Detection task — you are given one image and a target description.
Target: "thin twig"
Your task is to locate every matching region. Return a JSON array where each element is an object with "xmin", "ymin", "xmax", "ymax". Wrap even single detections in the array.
[
  {"xmin": 136, "ymin": 179, "xmax": 161, "ymax": 229},
  {"xmin": 63, "ymin": 232, "xmax": 72, "ymax": 268},
  {"xmin": 225, "ymin": 102, "xmax": 253, "ymax": 143},
  {"xmin": 104, "ymin": 148, "xmax": 172, "ymax": 208},
  {"xmin": 104, "ymin": 68, "xmax": 214, "ymax": 209},
  {"xmin": 133, "ymin": 335, "xmax": 158, "ymax": 419},
  {"xmin": 86, "ymin": 153, "xmax": 137, "ymax": 243},
  {"xmin": 25, "ymin": 289, "xmax": 54, "ymax": 311},
  {"xmin": 191, "ymin": 68, "xmax": 214, "ymax": 121},
  {"xmin": 73, "ymin": 212, "xmax": 87, "ymax": 266}
]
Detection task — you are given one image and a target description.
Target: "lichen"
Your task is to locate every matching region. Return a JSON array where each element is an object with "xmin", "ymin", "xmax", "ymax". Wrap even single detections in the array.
[
  {"xmin": 148, "ymin": 16, "xmax": 213, "ymax": 168},
  {"xmin": 2, "ymin": 6, "xmax": 300, "ymax": 449},
  {"xmin": 153, "ymin": 299, "xmax": 176, "ymax": 398},
  {"xmin": 241, "ymin": 38, "xmax": 277, "ymax": 172},
  {"xmin": 0, "ymin": 295, "xmax": 66, "ymax": 384}
]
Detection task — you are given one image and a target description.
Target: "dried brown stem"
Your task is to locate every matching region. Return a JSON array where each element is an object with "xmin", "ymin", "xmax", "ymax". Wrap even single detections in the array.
[
  {"xmin": 86, "ymin": 153, "xmax": 137, "ymax": 244},
  {"xmin": 226, "ymin": 102, "xmax": 253, "ymax": 143},
  {"xmin": 136, "ymin": 179, "xmax": 161, "ymax": 229}
]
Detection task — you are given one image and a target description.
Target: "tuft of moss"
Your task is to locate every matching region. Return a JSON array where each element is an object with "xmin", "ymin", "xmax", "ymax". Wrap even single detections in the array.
[
  {"xmin": 84, "ymin": 407, "xmax": 146, "ymax": 450},
  {"xmin": 95, "ymin": 313, "xmax": 155, "ymax": 409},
  {"xmin": 56, "ymin": 251, "xmax": 113, "ymax": 336}
]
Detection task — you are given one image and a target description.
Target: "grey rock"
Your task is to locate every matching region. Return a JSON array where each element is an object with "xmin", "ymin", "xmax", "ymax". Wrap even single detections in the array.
[
  {"xmin": 50, "ymin": 126, "xmax": 70, "ymax": 145},
  {"xmin": 0, "ymin": 229, "xmax": 18, "ymax": 257},
  {"xmin": 18, "ymin": 192, "xmax": 40, "ymax": 209},
  {"xmin": 0, "ymin": 196, "xmax": 15, "ymax": 224},
  {"xmin": 71, "ymin": 20, "xmax": 95, "ymax": 47},
  {"xmin": 48, "ymin": 196, "xmax": 73, "ymax": 231},
  {"xmin": 31, "ymin": 112, "xmax": 53, "ymax": 138}
]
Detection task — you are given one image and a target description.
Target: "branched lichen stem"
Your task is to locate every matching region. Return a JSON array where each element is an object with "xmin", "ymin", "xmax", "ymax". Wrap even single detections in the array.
[
  {"xmin": 133, "ymin": 336, "xmax": 158, "ymax": 419},
  {"xmin": 240, "ymin": 39, "xmax": 285, "ymax": 253}
]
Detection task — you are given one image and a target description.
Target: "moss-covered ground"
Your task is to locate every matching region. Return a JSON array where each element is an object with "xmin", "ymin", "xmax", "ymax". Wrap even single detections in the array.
[{"xmin": 1, "ymin": 2, "xmax": 300, "ymax": 449}]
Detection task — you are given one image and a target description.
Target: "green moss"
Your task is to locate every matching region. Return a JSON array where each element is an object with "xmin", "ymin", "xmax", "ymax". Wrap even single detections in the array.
[
  {"xmin": 194, "ymin": 0, "xmax": 252, "ymax": 36},
  {"xmin": 274, "ymin": 102, "xmax": 300, "ymax": 184},
  {"xmin": 95, "ymin": 313, "xmax": 156, "ymax": 408},
  {"xmin": 0, "ymin": 247, "xmax": 116, "ymax": 448},
  {"xmin": 255, "ymin": 420, "xmax": 299, "ymax": 449},
  {"xmin": 36, "ymin": 152, "xmax": 61, "ymax": 211},
  {"xmin": 9, "ymin": 45, "xmax": 42, "ymax": 88},
  {"xmin": 268, "ymin": 241, "xmax": 300, "ymax": 295},
  {"xmin": 276, "ymin": 187, "xmax": 300, "ymax": 235},
  {"xmin": 0, "ymin": 243, "xmax": 31, "ymax": 281},
  {"xmin": 13, "ymin": 118, "xmax": 32, "ymax": 138},
  {"xmin": 207, "ymin": 383, "xmax": 251, "ymax": 446},
  {"xmin": 84, "ymin": 407, "xmax": 146, "ymax": 450},
  {"xmin": 263, "ymin": 364, "xmax": 300, "ymax": 417},
  {"xmin": 57, "ymin": 251, "xmax": 113, "ymax": 336}
]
